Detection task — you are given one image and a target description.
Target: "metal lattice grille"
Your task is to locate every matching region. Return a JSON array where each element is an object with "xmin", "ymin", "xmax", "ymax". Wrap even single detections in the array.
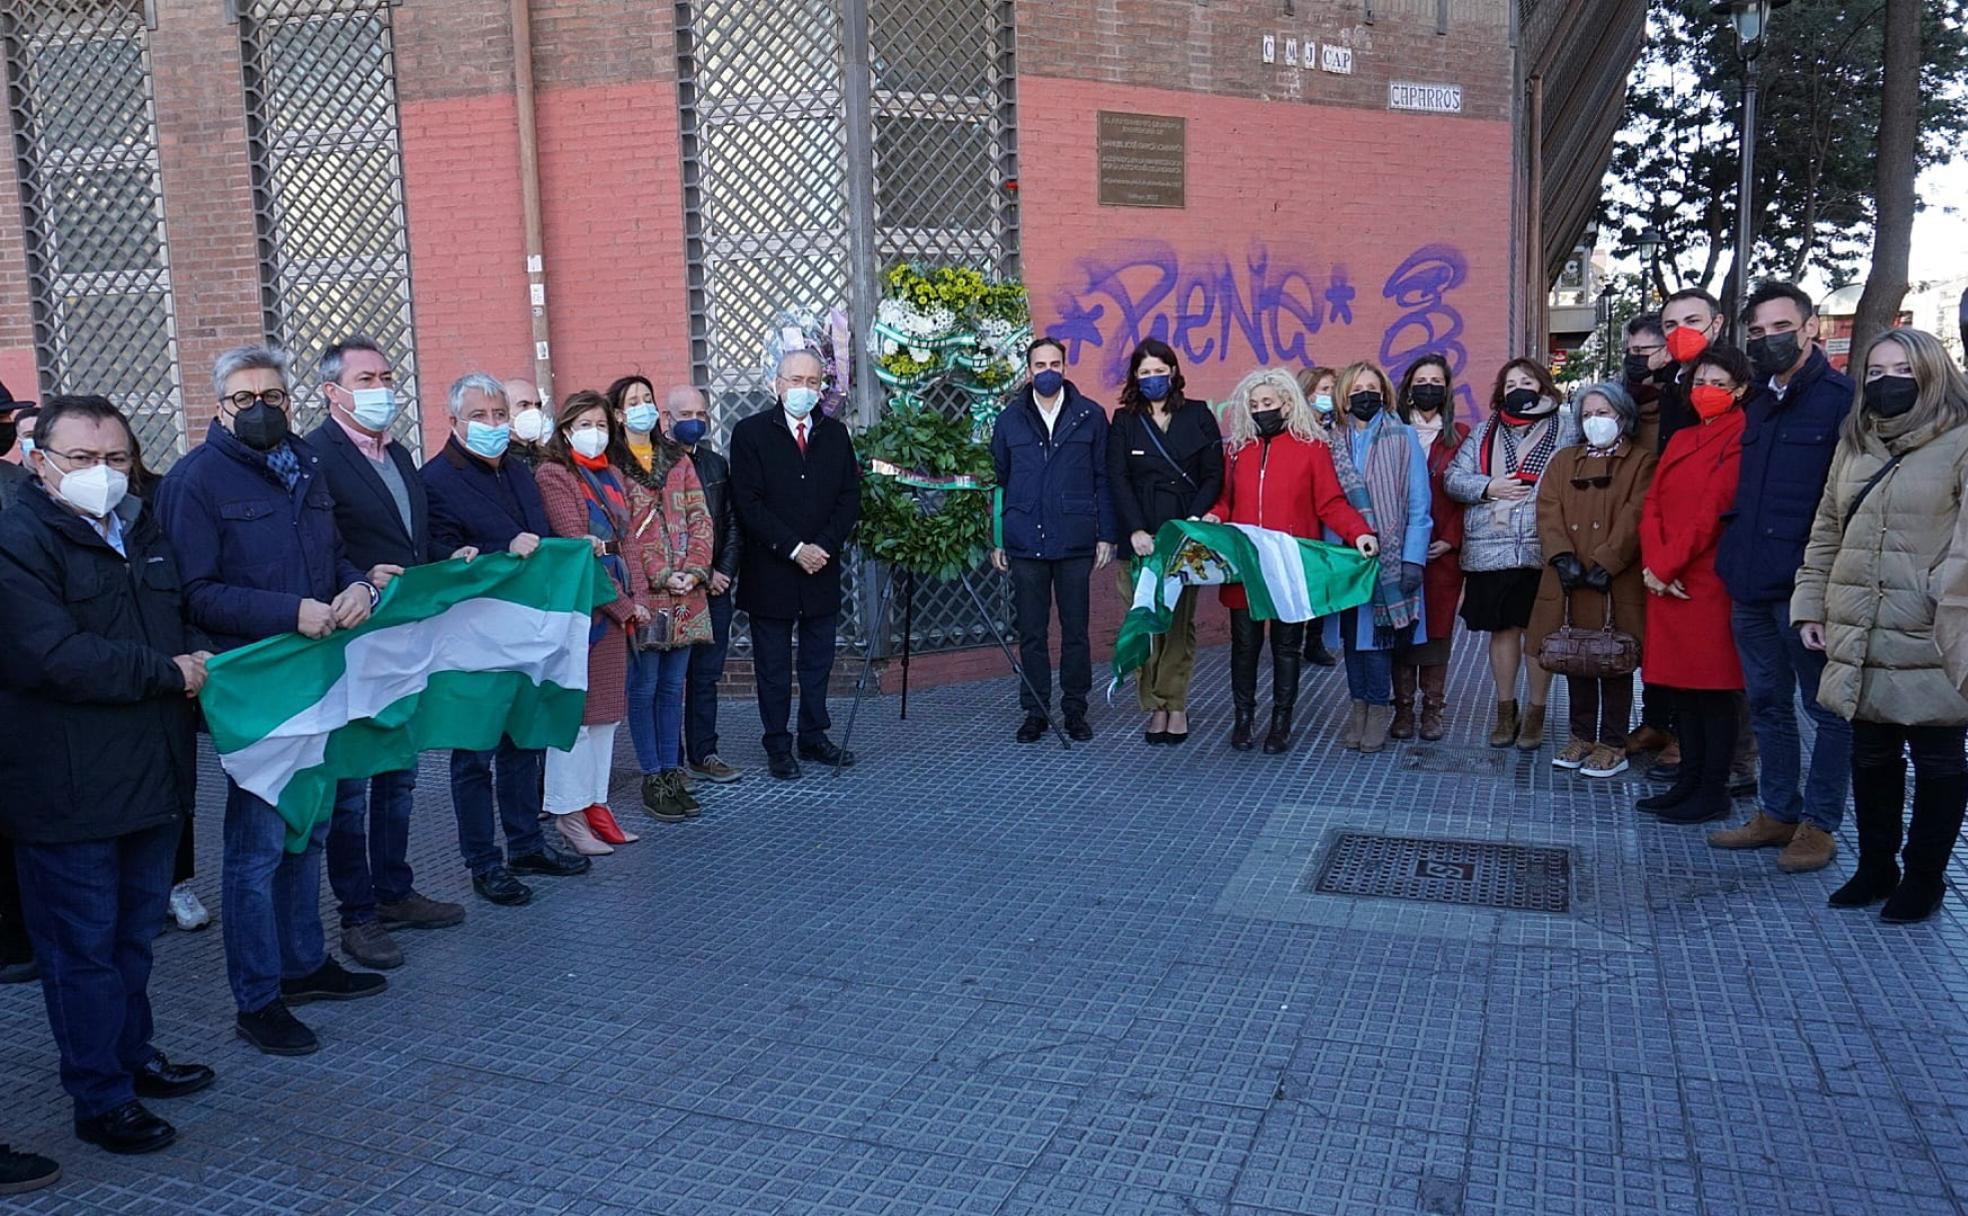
[
  {"xmin": 239, "ymin": 0, "xmax": 419, "ymax": 453},
  {"xmin": 676, "ymin": 0, "xmax": 1017, "ymax": 657},
  {"xmin": 3, "ymin": 0, "xmax": 185, "ymax": 463}
]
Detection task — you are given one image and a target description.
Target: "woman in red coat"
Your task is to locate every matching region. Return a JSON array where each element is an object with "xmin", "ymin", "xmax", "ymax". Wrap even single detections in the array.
[
  {"xmin": 1203, "ymin": 367, "xmax": 1376, "ymax": 754},
  {"xmin": 1394, "ymin": 355, "xmax": 1470, "ymax": 741},
  {"xmin": 1636, "ymin": 345, "xmax": 1755, "ymax": 826},
  {"xmin": 534, "ymin": 391, "xmax": 652, "ymax": 855}
]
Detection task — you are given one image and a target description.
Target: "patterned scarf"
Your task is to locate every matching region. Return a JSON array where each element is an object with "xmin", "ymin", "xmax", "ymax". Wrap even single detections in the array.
[
  {"xmin": 1477, "ymin": 413, "xmax": 1560, "ymax": 484},
  {"xmin": 263, "ymin": 441, "xmax": 302, "ymax": 493},
  {"xmin": 1330, "ymin": 419, "xmax": 1420, "ymax": 642},
  {"xmin": 574, "ymin": 463, "xmax": 631, "ymax": 645}
]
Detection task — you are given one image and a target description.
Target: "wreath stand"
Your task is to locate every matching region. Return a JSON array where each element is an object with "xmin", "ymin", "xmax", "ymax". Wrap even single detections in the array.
[{"xmin": 834, "ymin": 484, "xmax": 1072, "ymax": 774}]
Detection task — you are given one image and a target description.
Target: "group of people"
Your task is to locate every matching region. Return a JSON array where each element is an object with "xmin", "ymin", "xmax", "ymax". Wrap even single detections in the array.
[
  {"xmin": 0, "ymin": 340, "xmax": 860, "ymax": 1169},
  {"xmin": 994, "ymin": 293, "xmax": 1968, "ymax": 926}
]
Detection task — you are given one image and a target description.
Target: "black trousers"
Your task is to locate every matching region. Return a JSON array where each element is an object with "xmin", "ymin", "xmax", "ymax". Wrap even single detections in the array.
[
  {"xmin": 0, "ymin": 838, "xmax": 29, "ymax": 966},
  {"xmin": 1009, "ymin": 556, "xmax": 1094, "ymax": 719},
  {"xmin": 751, "ymin": 612, "xmax": 838, "ymax": 758},
  {"xmin": 1852, "ymin": 721, "xmax": 1968, "ymax": 777}
]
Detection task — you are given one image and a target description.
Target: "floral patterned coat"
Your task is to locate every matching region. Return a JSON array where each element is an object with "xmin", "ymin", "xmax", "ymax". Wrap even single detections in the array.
[{"xmin": 626, "ymin": 447, "xmax": 715, "ymax": 649}]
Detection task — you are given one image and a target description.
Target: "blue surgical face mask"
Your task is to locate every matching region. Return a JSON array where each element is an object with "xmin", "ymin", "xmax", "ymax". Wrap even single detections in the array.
[
  {"xmin": 18, "ymin": 436, "xmax": 34, "ymax": 456},
  {"xmin": 1311, "ymin": 394, "xmax": 1335, "ymax": 414},
  {"xmin": 624, "ymin": 403, "xmax": 659, "ymax": 434},
  {"xmin": 672, "ymin": 418, "xmax": 708, "ymax": 446},
  {"xmin": 1138, "ymin": 373, "xmax": 1171, "ymax": 402},
  {"xmin": 783, "ymin": 387, "xmax": 819, "ymax": 419},
  {"xmin": 1032, "ymin": 369, "xmax": 1065, "ymax": 399},
  {"xmin": 464, "ymin": 420, "xmax": 511, "ymax": 459},
  {"xmin": 349, "ymin": 386, "xmax": 399, "ymax": 431}
]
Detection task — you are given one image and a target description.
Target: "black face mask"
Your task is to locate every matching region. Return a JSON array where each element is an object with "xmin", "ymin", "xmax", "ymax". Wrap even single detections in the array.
[
  {"xmin": 0, "ymin": 421, "xmax": 15, "ymax": 454},
  {"xmin": 1347, "ymin": 391, "xmax": 1384, "ymax": 423},
  {"xmin": 1623, "ymin": 352, "xmax": 1656, "ymax": 383},
  {"xmin": 1864, "ymin": 375, "xmax": 1919, "ymax": 419},
  {"xmin": 233, "ymin": 402, "xmax": 290, "ymax": 452},
  {"xmin": 1747, "ymin": 331, "xmax": 1803, "ymax": 381},
  {"xmin": 1252, "ymin": 408, "xmax": 1287, "ymax": 438},
  {"xmin": 1501, "ymin": 387, "xmax": 1546, "ymax": 422},
  {"xmin": 1407, "ymin": 384, "xmax": 1448, "ymax": 414}
]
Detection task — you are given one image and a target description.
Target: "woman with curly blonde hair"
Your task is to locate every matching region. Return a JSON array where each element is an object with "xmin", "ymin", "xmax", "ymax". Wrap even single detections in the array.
[{"xmin": 1203, "ymin": 368, "xmax": 1377, "ymax": 753}]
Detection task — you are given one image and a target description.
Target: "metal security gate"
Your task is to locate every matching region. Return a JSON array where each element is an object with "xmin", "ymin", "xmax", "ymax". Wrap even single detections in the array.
[
  {"xmin": 676, "ymin": 0, "xmax": 1018, "ymax": 658},
  {"xmin": 3, "ymin": 0, "xmax": 185, "ymax": 464},
  {"xmin": 238, "ymin": 0, "xmax": 420, "ymax": 453}
]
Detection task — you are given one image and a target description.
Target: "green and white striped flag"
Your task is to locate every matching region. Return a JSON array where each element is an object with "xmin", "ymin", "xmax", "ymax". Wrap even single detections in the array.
[
  {"xmin": 1110, "ymin": 520, "xmax": 1377, "ymax": 698},
  {"xmin": 199, "ymin": 539, "xmax": 615, "ymax": 852}
]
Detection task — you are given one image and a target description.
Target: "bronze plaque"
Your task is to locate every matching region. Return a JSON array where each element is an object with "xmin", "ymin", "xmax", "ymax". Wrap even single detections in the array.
[{"xmin": 1096, "ymin": 111, "xmax": 1186, "ymax": 209}]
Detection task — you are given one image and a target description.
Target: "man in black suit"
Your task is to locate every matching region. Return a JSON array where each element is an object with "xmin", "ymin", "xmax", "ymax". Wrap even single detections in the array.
[
  {"xmin": 728, "ymin": 350, "xmax": 861, "ymax": 780},
  {"xmin": 307, "ymin": 336, "xmax": 469, "ymax": 970}
]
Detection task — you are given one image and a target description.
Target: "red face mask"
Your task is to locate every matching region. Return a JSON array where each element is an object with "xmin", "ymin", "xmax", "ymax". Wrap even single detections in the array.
[
  {"xmin": 1665, "ymin": 324, "xmax": 1711, "ymax": 364},
  {"xmin": 1689, "ymin": 384, "xmax": 1737, "ymax": 420}
]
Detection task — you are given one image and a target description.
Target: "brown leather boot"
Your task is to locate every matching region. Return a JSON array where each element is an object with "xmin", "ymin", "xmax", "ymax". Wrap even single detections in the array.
[
  {"xmin": 1489, "ymin": 700, "xmax": 1519, "ymax": 749},
  {"xmin": 1417, "ymin": 665, "xmax": 1448, "ymax": 741},
  {"xmin": 1390, "ymin": 665, "xmax": 1418, "ymax": 739},
  {"xmin": 1515, "ymin": 702, "xmax": 1547, "ymax": 751}
]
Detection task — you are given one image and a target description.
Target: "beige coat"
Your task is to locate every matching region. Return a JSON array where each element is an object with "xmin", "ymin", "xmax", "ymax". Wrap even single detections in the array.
[{"xmin": 1791, "ymin": 416, "xmax": 1968, "ymax": 725}]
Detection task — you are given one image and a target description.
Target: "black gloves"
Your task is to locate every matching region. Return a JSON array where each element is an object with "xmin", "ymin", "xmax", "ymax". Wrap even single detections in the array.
[
  {"xmin": 1581, "ymin": 564, "xmax": 1611, "ymax": 592},
  {"xmin": 1400, "ymin": 562, "xmax": 1424, "ymax": 594},
  {"xmin": 1550, "ymin": 552, "xmax": 1584, "ymax": 590}
]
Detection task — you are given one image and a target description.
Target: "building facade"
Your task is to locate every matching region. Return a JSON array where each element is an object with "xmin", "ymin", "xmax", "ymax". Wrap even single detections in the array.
[{"xmin": 0, "ymin": 0, "xmax": 1629, "ymax": 677}]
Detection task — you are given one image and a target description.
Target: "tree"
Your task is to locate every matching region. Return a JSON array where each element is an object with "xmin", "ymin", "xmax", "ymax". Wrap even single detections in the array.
[
  {"xmin": 1852, "ymin": 0, "xmax": 1922, "ymax": 352},
  {"xmin": 1599, "ymin": 1, "xmax": 1968, "ymax": 302}
]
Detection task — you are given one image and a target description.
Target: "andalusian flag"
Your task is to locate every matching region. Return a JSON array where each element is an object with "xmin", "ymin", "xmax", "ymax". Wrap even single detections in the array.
[
  {"xmin": 1110, "ymin": 520, "xmax": 1378, "ymax": 697},
  {"xmin": 199, "ymin": 539, "xmax": 614, "ymax": 851}
]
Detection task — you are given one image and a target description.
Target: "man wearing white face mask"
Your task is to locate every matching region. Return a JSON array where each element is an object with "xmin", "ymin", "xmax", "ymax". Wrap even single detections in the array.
[
  {"xmin": 0, "ymin": 395, "xmax": 217, "ymax": 1155},
  {"xmin": 308, "ymin": 336, "xmax": 471, "ymax": 968},
  {"xmin": 503, "ymin": 378, "xmax": 549, "ymax": 467}
]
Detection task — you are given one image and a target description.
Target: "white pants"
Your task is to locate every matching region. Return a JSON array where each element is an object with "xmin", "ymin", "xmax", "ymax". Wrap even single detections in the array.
[{"xmin": 544, "ymin": 723, "xmax": 617, "ymax": 814}]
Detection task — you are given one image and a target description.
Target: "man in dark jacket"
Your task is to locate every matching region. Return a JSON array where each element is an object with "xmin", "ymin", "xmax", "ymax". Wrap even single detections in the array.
[
  {"xmin": 422, "ymin": 372, "xmax": 591, "ymax": 903},
  {"xmin": 0, "ymin": 378, "xmax": 30, "ymax": 510},
  {"xmin": 0, "ymin": 396, "xmax": 215, "ymax": 1154},
  {"xmin": 990, "ymin": 337, "xmax": 1117, "ymax": 743},
  {"xmin": 669, "ymin": 384, "xmax": 744, "ymax": 784},
  {"xmin": 1710, "ymin": 281, "xmax": 1856, "ymax": 873},
  {"xmin": 1650, "ymin": 288, "xmax": 1728, "ymax": 453},
  {"xmin": 729, "ymin": 350, "xmax": 861, "ymax": 780},
  {"xmin": 308, "ymin": 336, "xmax": 469, "ymax": 970},
  {"xmin": 156, "ymin": 345, "xmax": 388, "ymax": 1058}
]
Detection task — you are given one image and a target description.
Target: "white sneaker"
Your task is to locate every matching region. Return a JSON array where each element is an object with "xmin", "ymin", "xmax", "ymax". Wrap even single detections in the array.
[
  {"xmin": 1581, "ymin": 745, "xmax": 1630, "ymax": 779},
  {"xmin": 168, "ymin": 883, "xmax": 212, "ymax": 931}
]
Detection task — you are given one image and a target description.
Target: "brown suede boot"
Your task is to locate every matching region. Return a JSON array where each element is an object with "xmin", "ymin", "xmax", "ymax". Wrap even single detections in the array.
[
  {"xmin": 1390, "ymin": 665, "xmax": 1418, "ymax": 739},
  {"xmin": 1359, "ymin": 704, "xmax": 1395, "ymax": 753},
  {"xmin": 1515, "ymin": 702, "xmax": 1547, "ymax": 751},
  {"xmin": 1707, "ymin": 812, "xmax": 1797, "ymax": 850},
  {"xmin": 1417, "ymin": 665, "xmax": 1448, "ymax": 741},
  {"xmin": 1489, "ymin": 700, "xmax": 1519, "ymax": 749},
  {"xmin": 1776, "ymin": 823, "xmax": 1837, "ymax": 873},
  {"xmin": 1340, "ymin": 700, "xmax": 1367, "ymax": 750}
]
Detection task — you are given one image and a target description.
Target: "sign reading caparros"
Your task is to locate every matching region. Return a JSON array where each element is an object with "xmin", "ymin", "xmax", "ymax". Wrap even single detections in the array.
[{"xmin": 1387, "ymin": 81, "xmax": 1463, "ymax": 114}]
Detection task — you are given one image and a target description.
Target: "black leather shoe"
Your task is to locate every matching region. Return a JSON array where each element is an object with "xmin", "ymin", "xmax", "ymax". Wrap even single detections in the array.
[
  {"xmin": 1262, "ymin": 710, "xmax": 1295, "ymax": 755},
  {"xmin": 768, "ymin": 753, "xmax": 803, "ymax": 780},
  {"xmin": 235, "ymin": 1000, "xmax": 319, "ymax": 1056},
  {"xmin": 797, "ymin": 739, "xmax": 855, "ymax": 767},
  {"xmin": 280, "ymin": 957, "xmax": 387, "ymax": 1005},
  {"xmin": 1303, "ymin": 637, "xmax": 1337, "ymax": 667},
  {"xmin": 1145, "ymin": 730, "xmax": 1169, "ymax": 745},
  {"xmin": 1165, "ymin": 730, "xmax": 1189, "ymax": 746},
  {"xmin": 1828, "ymin": 865, "xmax": 1901, "ymax": 909},
  {"xmin": 472, "ymin": 866, "xmax": 533, "ymax": 906},
  {"xmin": 1230, "ymin": 712, "xmax": 1255, "ymax": 752},
  {"xmin": 1015, "ymin": 715, "xmax": 1048, "ymax": 744},
  {"xmin": 133, "ymin": 1053, "xmax": 214, "ymax": 1100},
  {"xmin": 1064, "ymin": 714, "xmax": 1094, "ymax": 742},
  {"xmin": 508, "ymin": 846, "xmax": 591, "ymax": 877},
  {"xmin": 74, "ymin": 1102, "xmax": 174, "ymax": 1155},
  {"xmin": 1880, "ymin": 876, "xmax": 1947, "ymax": 924}
]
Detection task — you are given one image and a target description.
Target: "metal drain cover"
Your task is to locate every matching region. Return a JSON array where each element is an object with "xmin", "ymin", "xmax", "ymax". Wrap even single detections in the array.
[
  {"xmin": 1308, "ymin": 833, "xmax": 1572, "ymax": 913},
  {"xmin": 1399, "ymin": 746, "xmax": 1509, "ymax": 776}
]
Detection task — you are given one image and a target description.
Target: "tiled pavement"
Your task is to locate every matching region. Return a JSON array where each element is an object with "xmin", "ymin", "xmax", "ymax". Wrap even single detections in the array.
[{"xmin": 6, "ymin": 638, "xmax": 1968, "ymax": 1215}]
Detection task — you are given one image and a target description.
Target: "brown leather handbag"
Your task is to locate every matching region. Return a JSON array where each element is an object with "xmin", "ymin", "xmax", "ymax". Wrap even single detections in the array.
[{"xmin": 1536, "ymin": 593, "xmax": 1639, "ymax": 679}]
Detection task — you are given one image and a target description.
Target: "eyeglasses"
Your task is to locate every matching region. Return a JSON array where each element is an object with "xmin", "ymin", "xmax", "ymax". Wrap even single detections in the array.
[
  {"xmin": 45, "ymin": 448, "xmax": 135, "ymax": 472},
  {"xmin": 222, "ymin": 389, "xmax": 289, "ymax": 410}
]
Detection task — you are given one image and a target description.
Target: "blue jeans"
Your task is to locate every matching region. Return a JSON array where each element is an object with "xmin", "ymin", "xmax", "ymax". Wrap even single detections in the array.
[
  {"xmin": 13, "ymin": 820, "xmax": 177, "ymax": 1118},
  {"xmin": 685, "ymin": 592, "xmax": 735, "ymax": 764},
  {"xmin": 1342, "ymin": 611, "xmax": 1394, "ymax": 705},
  {"xmin": 626, "ymin": 644, "xmax": 693, "ymax": 774},
  {"xmin": 327, "ymin": 769, "xmax": 417, "ymax": 928},
  {"xmin": 221, "ymin": 782, "xmax": 329, "ymax": 1014},
  {"xmin": 447, "ymin": 737, "xmax": 545, "ymax": 876},
  {"xmin": 1732, "ymin": 599, "xmax": 1851, "ymax": 829}
]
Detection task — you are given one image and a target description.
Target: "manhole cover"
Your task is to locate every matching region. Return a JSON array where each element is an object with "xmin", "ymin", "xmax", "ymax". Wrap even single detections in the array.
[
  {"xmin": 1307, "ymin": 833, "xmax": 1572, "ymax": 913},
  {"xmin": 1399, "ymin": 746, "xmax": 1508, "ymax": 776}
]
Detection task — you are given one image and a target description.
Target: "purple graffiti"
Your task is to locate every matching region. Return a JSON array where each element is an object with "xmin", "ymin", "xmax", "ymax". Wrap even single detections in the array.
[
  {"xmin": 1052, "ymin": 242, "xmax": 1349, "ymax": 389},
  {"xmin": 1379, "ymin": 244, "xmax": 1475, "ymax": 418}
]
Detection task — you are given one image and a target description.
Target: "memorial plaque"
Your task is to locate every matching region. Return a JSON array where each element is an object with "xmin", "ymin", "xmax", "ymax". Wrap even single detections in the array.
[{"xmin": 1097, "ymin": 111, "xmax": 1186, "ymax": 209}]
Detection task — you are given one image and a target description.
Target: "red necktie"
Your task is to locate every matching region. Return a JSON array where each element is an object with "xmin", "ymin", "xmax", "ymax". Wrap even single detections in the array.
[{"xmin": 796, "ymin": 421, "xmax": 808, "ymax": 454}]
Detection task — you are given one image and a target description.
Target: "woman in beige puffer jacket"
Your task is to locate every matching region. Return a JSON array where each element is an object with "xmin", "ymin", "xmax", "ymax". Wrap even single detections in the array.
[{"xmin": 1791, "ymin": 327, "xmax": 1968, "ymax": 925}]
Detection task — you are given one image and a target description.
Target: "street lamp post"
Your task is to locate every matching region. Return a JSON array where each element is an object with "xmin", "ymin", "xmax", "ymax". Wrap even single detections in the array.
[
  {"xmin": 1597, "ymin": 285, "xmax": 1618, "ymax": 381},
  {"xmin": 1712, "ymin": 0, "xmax": 1788, "ymax": 338},
  {"xmin": 1637, "ymin": 225, "xmax": 1664, "ymax": 306}
]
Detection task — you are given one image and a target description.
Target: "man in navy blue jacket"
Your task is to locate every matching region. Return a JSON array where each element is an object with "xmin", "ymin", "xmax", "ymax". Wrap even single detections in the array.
[
  {"xmin": 155, "ymin": 346, "xmax": 388, "ymax": 1058},
  {"xmin": 422, "ymin": 373, "xmax": 590, "ymax": 904},
  {"xmin": 1711, "ymin": 281, "xmax": 1855, "ymax": 874},
  {"xmin": 308, "ymin": 336, "xmax": 470, "ymax": 972},
  {"xmin": 990, "ymin": 337, "xmax": 1116, "ymax": 744}
]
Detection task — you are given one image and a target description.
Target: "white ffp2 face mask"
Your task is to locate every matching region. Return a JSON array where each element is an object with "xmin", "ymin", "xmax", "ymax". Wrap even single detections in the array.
[
  {"xmin": 571, "ymin": 428, "xmax": 609, "ymax": 460},
  {"xmin": 1581, "ymin": 416, "xmax": 1622, "ymax": 449},
  {"xmin": 52, "ymin": 461, "xmax": 129, "ymax": 518},
  {"xmin": 510, "ymin": 408, "xmax": 548, "ymax": 443}
]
